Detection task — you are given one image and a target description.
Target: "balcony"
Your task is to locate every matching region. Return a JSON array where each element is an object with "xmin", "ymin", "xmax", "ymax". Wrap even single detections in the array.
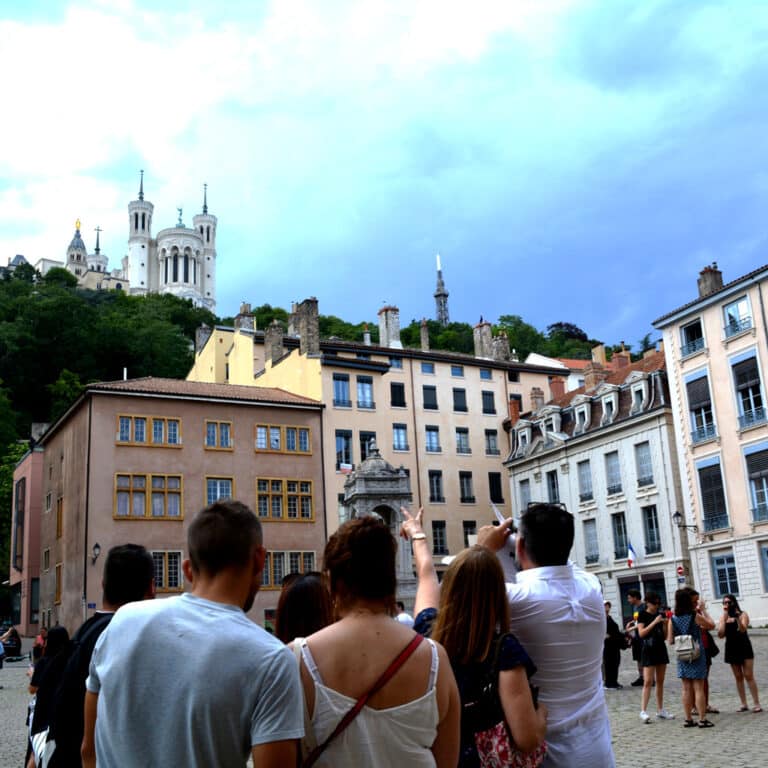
[
  {"xmin": 357, "ymin": 400, "xmax": 376, "ymax": 410},
  {"xmin": 585, "ymin": 553, "xmax": 599, "ymax": 564},
  {"xmin": 460, "ymin": 496, "xmax": 476, "ymax": 504},
  {"xmin": 607, "ymin": 483, "xmax": 623, "ymax": 496},
  {"xmin": 333, "ymin": 398, "xmax": 352, "ymax": 408},
  {"xmin": 702, "ymin": 513, "xmax": 729, "ymax": 532},
  {"xmin": 637, "ymin": 475, "xmax": 655, "ymax": 488},
  {"xmin": 614, "ymin": 547, "xmax": 628, "ymax": 559},
  {"xmin": 486, "ymin": 448, "xmax": 501, "ymax": 456},
  {"xmin": 645, "ymin": 541, "xmax": 661, "ymax": 555},
  {"xmin": 426, "ymin": 445, "xmax": 442, "ymax": 453},
  {"xmin": 724, "ymin": 316, "xmax": 753, "ymax": 338},
  {"xmin": 752, "ymin": 504, "xmax": 768, "ymax": 523},
  {"xmin": 579, "ymin": 491, "xmax": 594, "ymax": 503},
  {"xmin": 738, "ymin": 408, "xmax": 767, "ymax": 431},
  {"xmin": 691, "ymin": 424, "xmax": 717, "ymax": 444},
  {"xmin": 681, "ymin": 337, "xmax": 705, "ymax": 357},
  {"xmin": 429, "ymin": 495, "xmax": 445, "ymax": 504},
  {"xmin": 393, "ymin": 443, "xmax": 410, "ymax": 452}
]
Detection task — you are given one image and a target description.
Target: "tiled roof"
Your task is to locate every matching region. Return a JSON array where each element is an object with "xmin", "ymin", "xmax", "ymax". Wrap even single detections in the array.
[
  {"xmin": 653, "ymin": 263, "xmax": 768, "ymax": 326},
  {"xmin": 88, "ymin": 377, "xmax": 321, "ymax": 407}
]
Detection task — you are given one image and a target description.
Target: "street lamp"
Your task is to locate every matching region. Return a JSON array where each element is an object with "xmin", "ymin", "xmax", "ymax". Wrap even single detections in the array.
[
  {"xmin": 672, "ymin": 510, "xmax": 698, "ymax": 532},
  {"xmin": 91, "ymin": 542, "xmax": 102, "ymax": 565}
]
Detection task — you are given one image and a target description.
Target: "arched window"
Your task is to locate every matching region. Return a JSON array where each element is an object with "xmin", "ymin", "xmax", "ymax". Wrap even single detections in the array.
[
  {"xmin": 164, "ymin": 255, "xmax": 168, "ymax": 284},
  {"xmin": 184, "ymin": 254, "xmax": 189, "ymax": 282},
  {"xmin": 200, "ymin": 226, "xmax": 203, "ymax": 235},
  {"xmin": 173, "ymin": 251, "xmax": 179, "ymax": 282},
  {"xmin": 141, "ymin": 212, "xmax": 146, "ymax": 231},
  {"xmin": 134, "ymin": 212, "xmax": 138, "ymax": 230},
  {"xmin": 206, "ymin": 226, "xmax": 210, "ymax": 243}
]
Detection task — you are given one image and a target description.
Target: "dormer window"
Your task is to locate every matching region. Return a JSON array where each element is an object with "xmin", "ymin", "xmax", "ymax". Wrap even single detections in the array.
[
  {"xmin": 598, "ymin": 387, "xmax": 619, "ymax": 426},
  {"xmin": 630, "ymin": 380, "xmax": 649, "ymax": 414},
  {"xmin": 515, "ymin": 424, "xmax": 532, "ymax": 456},
  {"xmin": 574, "ymin": 402, "xmax": 591, "ymax": 434}
]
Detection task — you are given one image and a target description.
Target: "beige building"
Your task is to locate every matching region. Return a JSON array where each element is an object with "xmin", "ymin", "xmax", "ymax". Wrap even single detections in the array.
[
  {"xmin": 32, "ymin": 377, "xmax": 324, "ymax": 632},
  {"xmin": 188, "ymin": 299, "xmax": 567, "ymax": 565},
  {"xmin": 654, "ymin": 263, "xmax": 768, "ymax": 622}
]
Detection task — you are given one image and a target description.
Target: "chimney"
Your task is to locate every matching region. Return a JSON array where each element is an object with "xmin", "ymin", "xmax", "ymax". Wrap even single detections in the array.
[
  {"xmin": 697, "ymin": 262, "xmax": 723, "ymax": 298},
  {"xmin": 530, "ymin": 386, "xmax": 545, "ymax": 412},
  {"xmin": 508, "ymin": 396, "xmax": 521, "ymax": 426},
  {"xmin": 549, "ymin": 377, "xmax": 566, "ymax": 400},
  {"xmin": 234, "ymin": 302, "xmax": 255, "ymax": 332},
  {"xmin": 287, "ymin": 302, "xmax": 298, "ymax": 335},
  {"xmin": 591, "ymin": 344, "xmax": 607, "ymax": 366},
  {"xmin": 377, "ymin": 305, "xmax": 402, "ymax": 349},
  {"xmin": 420, "ymin": 318, "xmax": 430, "ymax": 351},
  {"xmin": 363, "ymin": 323, "xmax": 371, "ymax": 346},
  {"xmin": 295, "ymin": 297, "xmax": 320, "ymax": 356},
  {"xmin": 583, "ymin": 361, "xmax": 608, "ymax": 391},
  {"xmin": 473, "ymin": 319, "xmax": 493, "ymax": 359},
  {"xmin": 613, "ymin": 342, "xmax": 631, "ymax": 368},
  {"xmin": 491, "ymin": 331, "xmax": 510, "ymax": 361},
  {"xmin": 265, "ymin": 319, "xmax": 284, "ymax": 365}
]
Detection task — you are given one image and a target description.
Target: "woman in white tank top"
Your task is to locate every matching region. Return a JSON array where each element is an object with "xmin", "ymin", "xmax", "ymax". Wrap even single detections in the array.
[{"xmin": 296, "ymin": 516, "xmax": 460, "ymax": 767}]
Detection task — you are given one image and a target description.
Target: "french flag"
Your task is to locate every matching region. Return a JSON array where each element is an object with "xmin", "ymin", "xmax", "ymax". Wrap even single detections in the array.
[{"xmin": 627, "ymin": 542, "xmax": 638, "ymax": 569}]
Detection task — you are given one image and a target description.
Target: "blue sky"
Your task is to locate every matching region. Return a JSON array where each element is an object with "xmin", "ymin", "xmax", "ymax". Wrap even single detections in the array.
[{"xmin": 2, "ymin": 0, "xmax": 768, "ymax": 348}]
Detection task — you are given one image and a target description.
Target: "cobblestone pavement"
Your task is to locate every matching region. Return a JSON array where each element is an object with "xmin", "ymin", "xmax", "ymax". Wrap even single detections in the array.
[{"xmin": 2, "ymin": 635, "xmax": 767, "ymax": 767}]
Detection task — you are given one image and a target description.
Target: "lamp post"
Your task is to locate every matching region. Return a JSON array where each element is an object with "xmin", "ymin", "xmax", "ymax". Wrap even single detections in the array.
[
  {"xmin": 91, "ymin": 542, "xmax": 102, "ymax": 565},
  {"xmin": 672, "ymin": 511, "xmax": 697, "ymax": 587}
]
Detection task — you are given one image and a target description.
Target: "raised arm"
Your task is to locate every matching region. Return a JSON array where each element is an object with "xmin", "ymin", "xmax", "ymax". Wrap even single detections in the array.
[{"xmin": 400, "ymin": 506, "xmax": 439, "ymax": 617}]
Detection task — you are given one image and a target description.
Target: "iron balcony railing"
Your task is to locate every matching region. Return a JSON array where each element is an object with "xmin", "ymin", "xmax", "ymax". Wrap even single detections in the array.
[
  {"xmin": 614, "ymin": 547, "xmax": 628, "ymax": 559},
  {"xmin": 681, "ymin": 337, "xmax": 705, "ymax": 357},
  {"xmin": 752, "ymin": 504, "xmax": 768, "ymax": 523},
  {"xmin": 645, "ymin": 541, "xmax": 662, "ymax": 555},
  {"xmin": 691, "ymin": 424, "xmax": 717, "ymax": 443},
  {"xmin": 637, "ymin": 475, "xmax": 655, "ymax": 487},
  {"xmin": 333, "ymin": 398, "xmax": 352, "ymax": 407},
  {"xmin": 724, "ymin": 316, "xmax": 752, "ymax": 338},
  {"xmin": 585, "ymin": 553, "xmax": 599, "ymax": 564},
  {"xmin": 607, "ymin": 483, "xmax": 623, "ymax": 496},
  {"xmin": 579, "ymin": 491, "xmax": 594, "ymax": 502},
  {"xmin": 738, "ymin": 408, "xmax": 767, "ymax": 430},
  {"xmin": 702, "ymin": 513, "xmax": 729, "ymax": 532}
]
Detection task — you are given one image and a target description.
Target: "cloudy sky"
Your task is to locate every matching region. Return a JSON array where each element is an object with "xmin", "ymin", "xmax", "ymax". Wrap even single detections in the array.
[{"xmin": 2, "ymin": 0, "xmax": 768, "ymax": 347}]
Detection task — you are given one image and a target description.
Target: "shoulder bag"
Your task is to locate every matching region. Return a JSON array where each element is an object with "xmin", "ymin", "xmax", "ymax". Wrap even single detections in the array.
[{"xmin": 673, "ymin": 613, "xmax": 701, "ymax": 663}]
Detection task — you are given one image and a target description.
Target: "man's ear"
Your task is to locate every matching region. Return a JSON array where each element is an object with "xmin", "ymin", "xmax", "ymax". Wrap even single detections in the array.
[
  {"xmin": 253, "ymin": 545, "xmax": 266, "ymax": 577},
  {"xmin": 515, "ymin": 535, "xmax": 526, "ymax": 566},
  {"xmin": 146, "ymin": 578, "xmax": 157, "ymax": 599},
  {"xmin": 182, "ymin": 558, "xmax": 195, "ymax": 585}
]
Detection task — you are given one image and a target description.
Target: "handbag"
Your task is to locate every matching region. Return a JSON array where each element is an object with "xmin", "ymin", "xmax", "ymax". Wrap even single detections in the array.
[
  {"xmin": 302, "ymin": 634, "xmax": 424, "ymax": 768},
  {"xmin": 702, "ymin": 629, "xmax": 719, "ymax": 660},
  {"xmin": 467, "ymin": 633, "xmax": 546, "ymax": 768},
  {"xmin": 673, "ymin": 614, "xmax": 701, "ymax": 663}
]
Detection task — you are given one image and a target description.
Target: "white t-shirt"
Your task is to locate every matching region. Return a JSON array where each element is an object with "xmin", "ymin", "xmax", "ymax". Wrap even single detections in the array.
[
  {"xmin": 87, "ymin": 593, "xmax": 303, "ymax": 767},
  {"xmin": 507, "ymin": 564, "xmax": 614, "ymax": 768},
  {"xmin": 395, "ymin": 611, "xmax": 415, "ymax": 628}
]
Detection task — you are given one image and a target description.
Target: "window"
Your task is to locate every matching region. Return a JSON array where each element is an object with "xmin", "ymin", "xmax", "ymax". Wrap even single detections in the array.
[
  {"xmin": 746, "ymin": 448, "xmax": 768, "ymax": 522},
  {"xmin": 392, "ymin": 423, "xmax": 409, "ymax": 451},
  {"xmin": 733, "ymin": 355, "xmax": 765, "ymax": 429},
  {"xmin": 482, "ymin": 391, "xmax": 496, "ymax": 414},
  {"xmin": 425, "ymin": 425, "xmax": 441, "ymax": 452},
  {"xmin": 577, "ymin": 460, "xmax": 593, "ymax": 502},
  {"xmin": 686, "ymin": 373, "xmax": 715, "ymax": 443},
  {"xmin": 601, "ymin": 396, "xmax": 616, "ymax": 425},
  {"xmin": 206, "ymin": 477, "xmax": 233, "ymax": 505},
  {"xmin": 152, "ymin": 551, "xmax": 182, "ymax": 592},
  {"xmin": 635, "ymin": 442, "xmax": 654, "ymax": 486},
  {"xmin": 45, "ymin": 492, "xmax": 51, "ymax": 513},
  {"xmin": 463, "ymin": 520, "xmax": 477, "ymax": 547},
  {"xmin": 480, "ymin": 368, "xmax": 492, "ymax": 381},
  {"xmin": 255, "ymin": 425, "xmax": 311, "ymax": 454},
  {"xmin": 359, "ymin": 431, "xmax": 376, "ymax": 461},
  {"xmin": 12, "ymin": 478, "xmax": 25, "ymax": 571},
  {"xmin": 455, "ymin": 427, "xmax": 470, "ymax": 454},
  {"xmin": 508, "ymin": 370, "xmax": 519, "ymax": 383},
  {"xmin": 257, "ymin": 478, "xmax": 313, "ymax": 521},
  {"xmin": 543, "ymin": 470, "xmax": 557, "ymax": 503},
  {"xmin": 453, "ymin": 388, "xmax": 468, "ymax": 412},
  {"xmin": 356, "ymin": 352, "xmax": 370, "ymax": 360},
  {"xmin": 484, "ymin": 429, "xmax": 500, "ymax": 455},
  {"xmin": 285, "ymin": 427, "xmax": 311, "ymax": 453},
  {"xmin": 723, "ymin": 296, "xmax": 752, "ymax": 337},
  {"xmin": 519, "ymin": 479, "xmax": 531, "ymax": 510},
  {"xmin": 389, "ymin": 356, "xmax": 403, "ymax": 369},
  {"xmin": 423, "ymin": 385, "xmax": 438, "ymax": 410},
  {"xmin": 335, "ymin": 430, "xmax": 353, "ymax": 469},
  {"xmin": 681, "ymin": 319, "xmax": 704, "ymax": 356},
  {"xmin": 357, "ymin": 376, "xmax": 374, "ymax": 409},
  {"xmin": 333, "ymin": 373, "xmax": 351, "ymax": 407},
  {"xmin": 451, "ymin": 365, "xmax": 464, "ymax": 377},
  {"xmin": 489, "ymin": 472, "xmax": 504, "ymax": 504},
  {"xmin": 56, "ymin": 496, "xmax": 63, "ymax": 539},
  {"xmin": 459, "ymin": 471, "xmax": 475, "ymax": 503},
  {"xmin": 760, "ymin": 544, "xmax": 768, "ymax": 591},
  {"xmin": 698, "ymin": 461, "xmax": 729, "ymax": 532},
  {"xmin": 584, "ymin": 519, "xmax": 599, "ymax": 563},
  {"xmin": 612, "ymin": 512, "xmax": 628, "ymax": 559},
  {"xmin": 43, "ymin": 549, "xmax": 50, "ymax": 572},
  {"xmin": 150, "ymin": 476, "xmax": 182, "ymax": 518},
  {"xmin": 421, "ymin": 362, "xmax": 435, "ymax": 374},
  {"xmin": 643, "ymin": 505, "xmax": 661, "ymax": 554},
  {"xmin": 432, "ymin": 520, "xmax": 448, "ymax": 554},
  {"xmin": 261, "ymin": 551, "xmax": 316, "ymax": 588},
  {"xmin": 55, "ymin": 563, "xmax": 62, "ymax": 604},
  {"xmin": 711, "ymin": 552, "xmax": 739, "ymax": 597},
  {"xmin": 390, "ymin": 382, "xmax": 406, "ymax": 407},
  {"xmin": 118, "ymin": 415, "xmax": 181, "ymax": 446},
  {"xmin": 574, "ymin": 404, "xmax": 590, "ymax": 434},
  {"xmin": 429, "ymin": 470, "xmax": 444, "ymax": 503},
  {"xmin": 605, "ymin": 451, "xmax": 622, "ymax": 495},
  {"xmin": 205, "ymin": 421, "xmax": 232, "ymax": 449}
]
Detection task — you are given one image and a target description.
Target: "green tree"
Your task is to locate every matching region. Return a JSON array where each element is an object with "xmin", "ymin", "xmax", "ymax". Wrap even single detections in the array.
[
  {"xmin": 42, "ymin": 267, "xmax": 78, "ymax": 288},
  {"xmin": 0, "ymin": 441, "xmax": 30, "ymax": 617},
  {"xmin": 48, "ymin": 369, "xmax": 85, "ymax": 422},
  {"xmin": 495, "ymin": 315, "xmax": 546, "ymax": 360}
]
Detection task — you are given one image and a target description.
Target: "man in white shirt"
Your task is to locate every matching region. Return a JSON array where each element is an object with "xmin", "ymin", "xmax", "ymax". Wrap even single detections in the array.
[
  {"xmin": 394, "ymin": 600, "xmax": 415, "ymax": 628},
  {"xmin": 479, "ymin": 503, "xmax": 614, "ymax": 768}
]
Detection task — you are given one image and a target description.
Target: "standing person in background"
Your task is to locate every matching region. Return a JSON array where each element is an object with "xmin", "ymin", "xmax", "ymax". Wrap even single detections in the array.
[
  {"xmin": 688, "ymin": 590, "xmax": 719, "ymax": 717},
  {"xmin": 625, "ymin": 590, "xmax": 645, "ymax": 687},
  {"xmin": 394, "ymin": 601, "xmax": 415, "ymax": 628},
  {"xmin": 603, "ymin": 602, "xmax": 625, "ymax": 690},
  {"xmin": 636, "ymin": 591, "xmax": 673, "ymax": 723},
  {"xmin": 718, "ymin": 593, "xmax": 762, "ymax": 713},
  {"xmin": 275, "ymin": 572, "xmax": 333, "ymax": 645},
  {"xmin": 479, "ymin": 503, "xmax": 614, "ymax": 767}
]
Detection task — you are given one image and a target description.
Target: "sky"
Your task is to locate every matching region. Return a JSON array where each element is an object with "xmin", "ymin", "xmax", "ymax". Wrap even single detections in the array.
[{"xmin": 2, "ymin": 0, "xmax": 768, "ymax": 348}]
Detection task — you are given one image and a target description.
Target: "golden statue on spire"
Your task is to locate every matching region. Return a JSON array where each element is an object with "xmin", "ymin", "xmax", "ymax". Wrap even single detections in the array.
[{"xmin": 75, "ymin": 218, "xmax": 81, "ymax": 231}]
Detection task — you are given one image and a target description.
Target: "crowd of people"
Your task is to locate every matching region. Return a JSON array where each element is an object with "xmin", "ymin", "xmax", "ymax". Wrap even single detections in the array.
[
  {"xmin": 9, "ymin": 496, "xmax": 764, "ymax": 767},
  {"xmin": 605, "ymin": 583, "xmax": 762, "ymax": 729}
]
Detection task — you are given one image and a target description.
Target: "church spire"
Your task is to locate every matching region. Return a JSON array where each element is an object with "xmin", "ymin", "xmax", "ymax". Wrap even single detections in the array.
[
  {"xmin": 94, "ymin": 225, "xmax": 102, "ymax": 255},
  {"xmin": 138, "ymin": 169, "xmax": 144, "ymax": 201},
  {"xmin": 434, "ymin": 253, "xmax": 449, "ymax": 326},
  {"xmin": 202, "ymin": 183, "xmax": 208, "ymax": 214}
]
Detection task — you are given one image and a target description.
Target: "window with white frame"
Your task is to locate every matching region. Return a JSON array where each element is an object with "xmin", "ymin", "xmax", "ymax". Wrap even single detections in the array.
[
  {"xmin": 723, "ymin": 295, "xmax": 752, "ymax": 338},
  {"xmin": 611, "ymin": 512, "xmax": 628, "ymax": 559},
  {"xmin": 577, "ymin": 460, "xmax": 593, "ymax": 502},
  {"xmin": 698, "ymin": 459, "xmax": 729, "ymax": 532},
  {"xmin": 421, "ymin": 362, "xmax": 435, "ymax": 374},
  {"xmin": 686, "ymin": 372, "xmax": 715, "ymax": 443},
  {"xmin": 711, "ymin": 552, "xmax": 739, "ymax": 597},
  {"xmin": 485, "ymin": 429, "xmax": 500, "ymax": 455},
  {"xmin": 205, "ymin": 420, "xmax": 232, "ymax": 449},
  {"xmin": 630, "ymin": 381, "xmax": 648, "ymax": 414},
  {"xmin": 574, "ymin": 404, "xmax": 590, "ymax": 434},
  {"xmin": 459, "ymin": 471, "xmax": 475, "ymax": 503},
  {"xmin": 359, "ymin": 431, "xmax": 376, "ymax": 461},
  {"xmin": 546, "ymin": 470, "xmax": 559, "ymax": 503},
  {"xmin": 261, "ymin": 551, "xmax": 316, "ymax": 589},
  {"xmin": 333, "ymin": 373, "xmax": 351, "ymax": 407},
  {"xmin": 519, "ymin": 478, "xmax": 531, "ymax": 510},
  {"xmin": 605, "ymin": 451, "xmax": 622, "ymax": 495},
  {"xmin": 425, "ymin": 425, "xmax": 441, "ymax": 452},
  {"xmin": 463, "ymin": 520, "xmax": 477, "ymax": 547},
  {"xmin": 642, "ymin": 505, "xmax": 661, "ymax": 554},
  {"xmin": 206, "ymin": 477, "xmax": 232, "ymax": 505},
  {"xmin": 428, "ymin": 470, "xmax": 444, "ymax": 503},
  {"xmin": 635, "ymin": 442, "xmax": 654, "ymax": 486},
  {"xmin": 453, "ymin": 388, "xmax": 468, "ymax": 412},
  {"xmin": 356, "ymin": 376, "xmax": 374, "ymax": 409},
  {"xmin": 480, "ymin": 368, "xmax": 492, "ymax": 381},
  {"xmin": 583, "ymin": 519, "xmax": 599, "ymax": 564},
  {"xmin": 257, "ymin": 478, "xmax": 313, "ymax": 521},
  {"xmin": 335, "ymin": 430, "xmax": 353, "ymax": 469},
  {"xmin": 456, "ymin": 427, "xmax": 470, "ymax": 454},
  {"xmin": 745, "ymin": 446, "xmax": 768, "ymax": 523},
  {"xmin": 481, "ymin": 391, "xmax": 496, "ymax": 415},
  {"xmin": 760, "ymin": 544, "xmax": 768, "ymax": 592},
  {"xmin": 432, "ymin": 520, "xmax": 448, "ymax": 554},
  {"xmin": 451, "ymin": 365, "xmax": 464, "ymax": 377},
  {"xmin": 152, "ymin": 551, "xmax": 182, "ymax": 592},
  {"xmin": 680, "ymin": 319, "xmax": 704, "ymax": 356},
  {"xmin": 423, "ymin": 385, "xmax": 438, "ymax": 410},
  {"xmin": 601, "ymin": 392, "xmax": 618, "ymax": 425},
  {"xmin": 732, "ymin": 353, "xmax": 765, "ymax": 429},
  {"xmin": 392, "ymin": 423, "xmax": 409, "ymax": 451}
]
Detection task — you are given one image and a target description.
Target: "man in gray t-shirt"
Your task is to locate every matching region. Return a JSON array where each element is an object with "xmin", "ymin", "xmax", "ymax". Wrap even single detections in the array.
[{"xmin": 83, "ymin": 500, "xmax": 303, "ymax": 768}]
